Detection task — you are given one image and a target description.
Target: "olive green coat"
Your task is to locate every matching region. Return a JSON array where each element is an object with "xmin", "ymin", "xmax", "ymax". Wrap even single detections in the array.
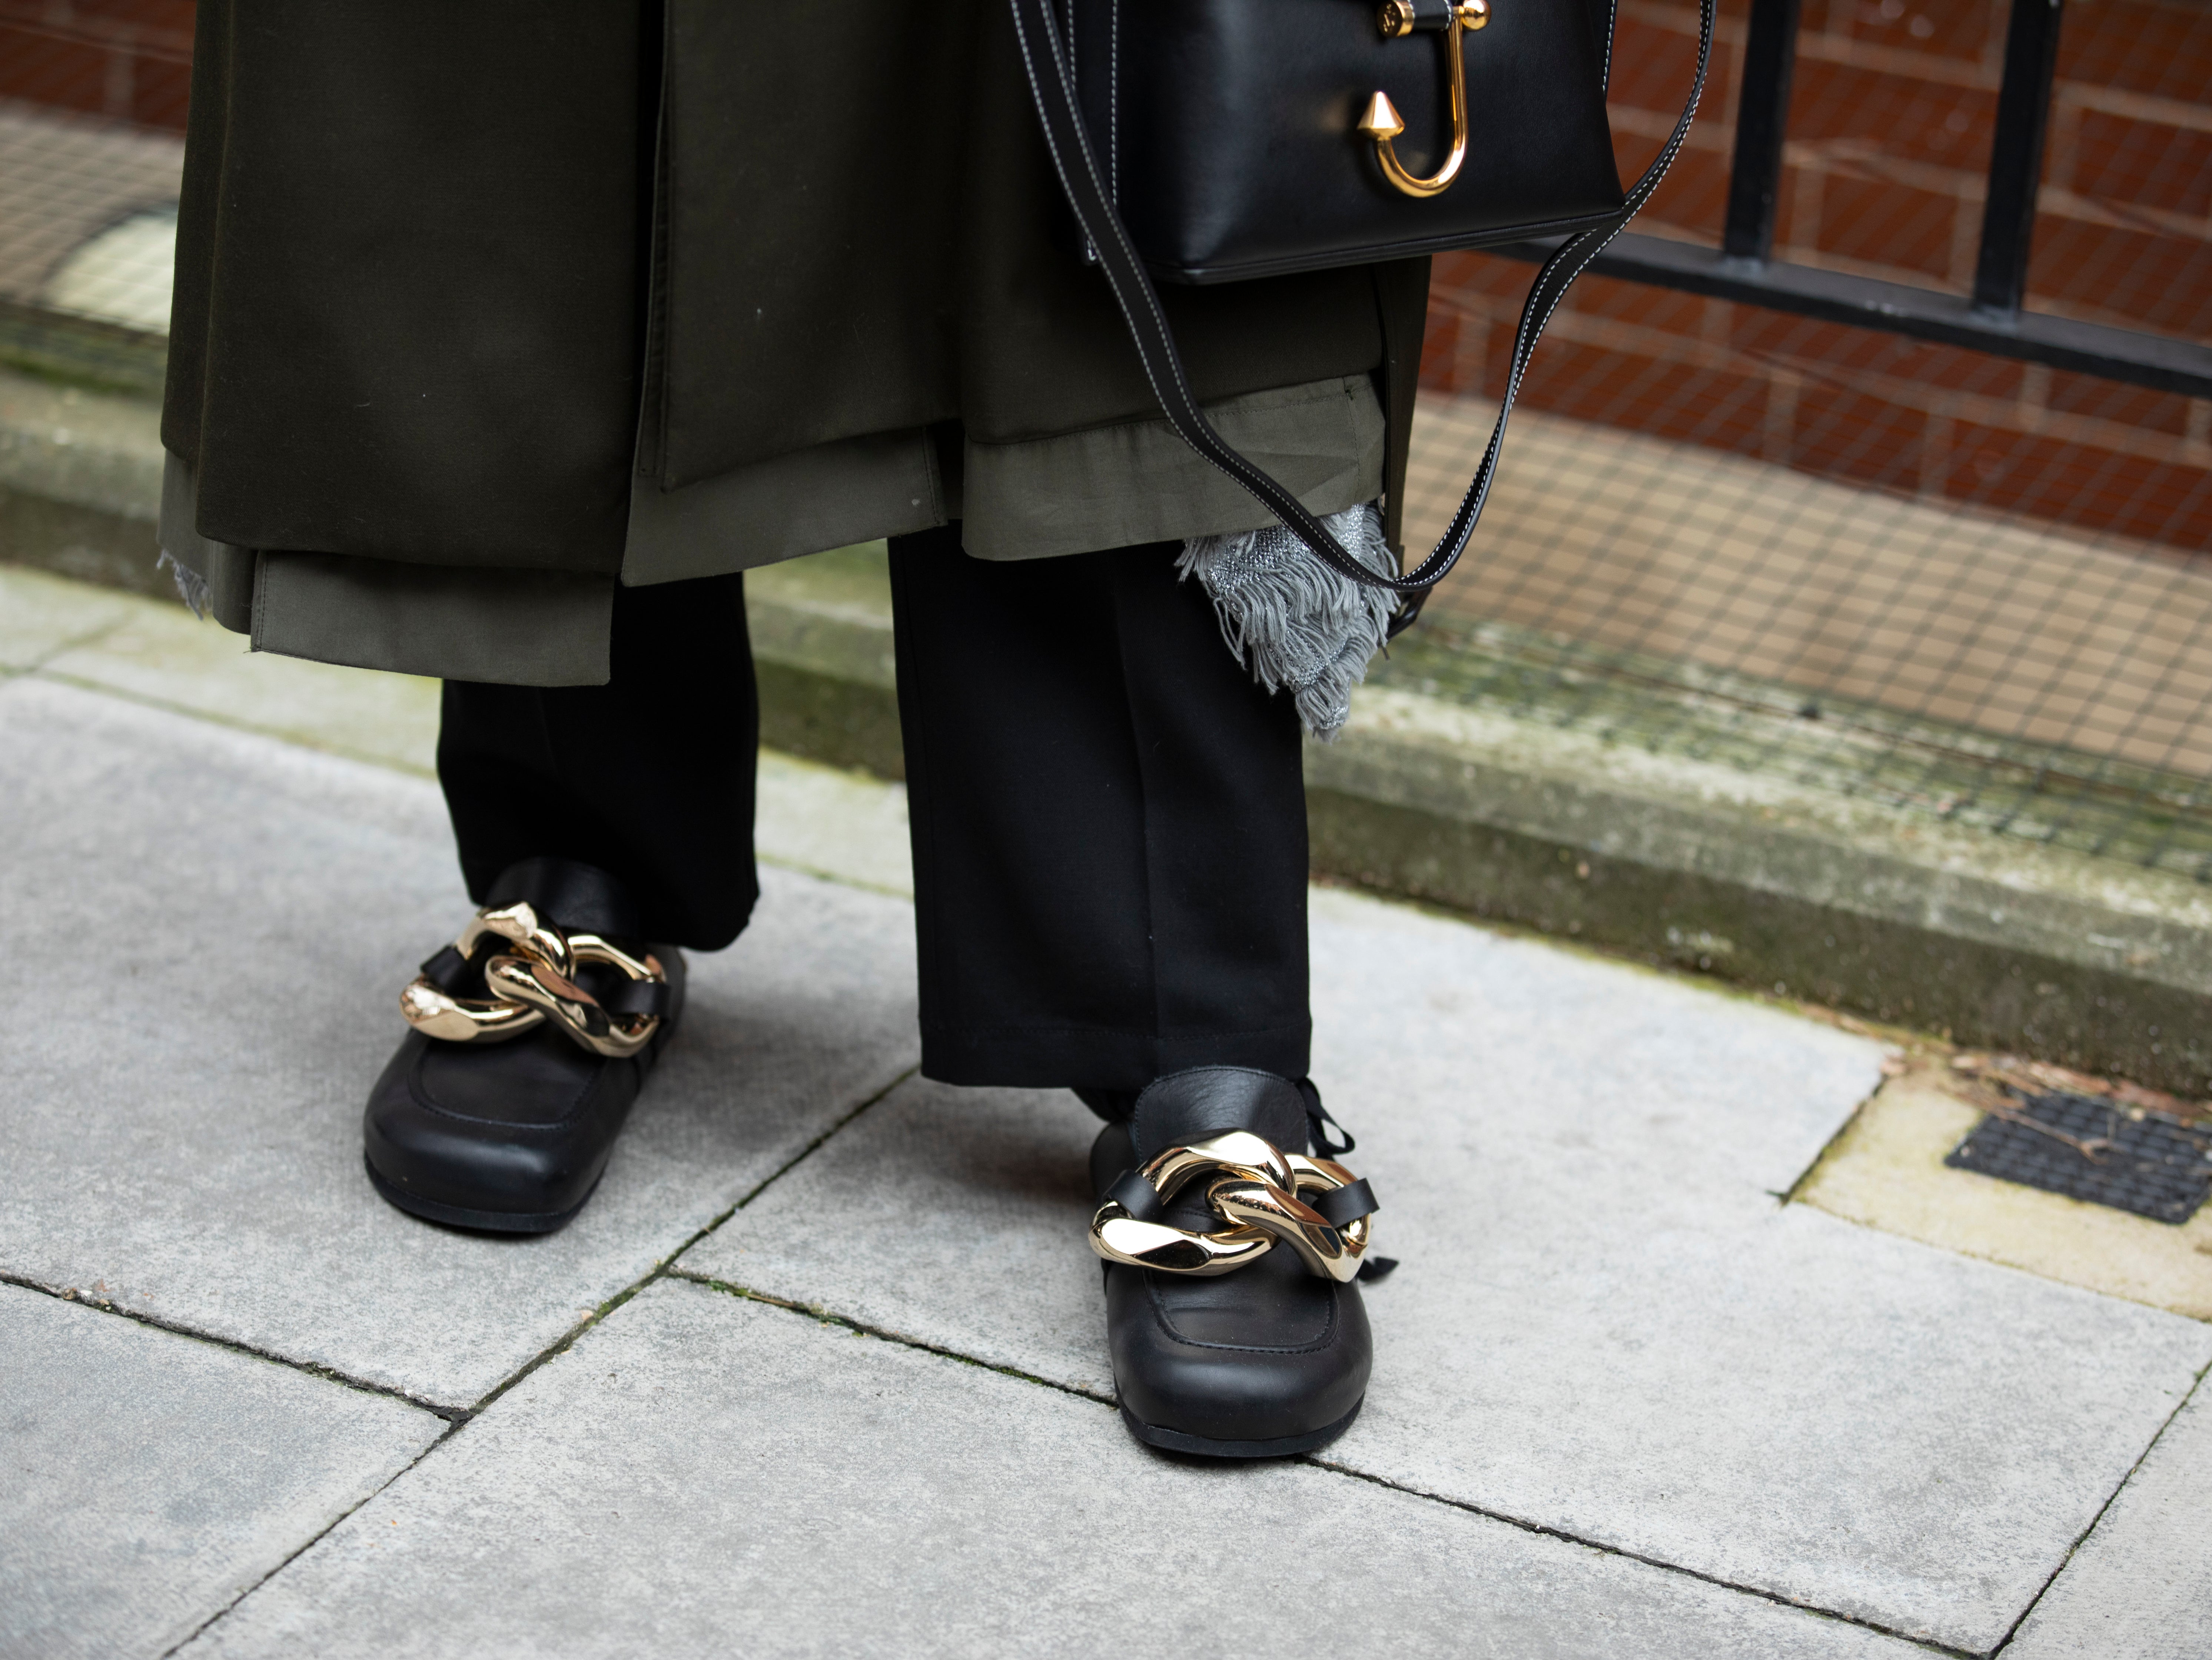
[{"xmin": 160, "ymin": 0, "xmax": 1429, "ymax": 684}]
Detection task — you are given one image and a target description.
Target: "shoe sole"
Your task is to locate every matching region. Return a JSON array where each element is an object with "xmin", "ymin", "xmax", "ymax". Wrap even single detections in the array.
[
  {"xmin": 364, "ymin": 1153, "xmax": 595, "ymax": 1236},
  {"xmin": 1119, "ymin": 1396, "xmax": 1363, "ymax": 1459}
]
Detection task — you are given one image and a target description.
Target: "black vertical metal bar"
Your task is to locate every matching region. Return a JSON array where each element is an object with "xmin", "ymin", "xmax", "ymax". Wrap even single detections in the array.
[
  {"xmin": 1722, "ymin": 0, "xmax": 1803, "ymax": 262},
  {"xmin": 1974, "ymin": 0, "xmax": 2065, "ymax": 315}
]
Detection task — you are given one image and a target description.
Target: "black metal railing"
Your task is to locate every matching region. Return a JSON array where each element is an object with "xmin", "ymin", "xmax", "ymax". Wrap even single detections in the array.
[{"xmin": 1512, "ymin": 0, "xmax": 2211, "ymax": 400}]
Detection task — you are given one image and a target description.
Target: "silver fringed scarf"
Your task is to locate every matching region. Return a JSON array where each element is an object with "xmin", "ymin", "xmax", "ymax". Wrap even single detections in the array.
[
  {"xmin": 156, "ymin": 548, "xmax": 213, "ymax": 619},
  {"xmin": 1178, "ymin": 502, "xmax": 1397, "ymax": 741}
]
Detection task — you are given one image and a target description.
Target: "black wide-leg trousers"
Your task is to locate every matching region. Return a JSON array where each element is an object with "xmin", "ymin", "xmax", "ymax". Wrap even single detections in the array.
[{"xmin": 436, "ymin": 525, "xmax": 1312, "ymax": 1092}]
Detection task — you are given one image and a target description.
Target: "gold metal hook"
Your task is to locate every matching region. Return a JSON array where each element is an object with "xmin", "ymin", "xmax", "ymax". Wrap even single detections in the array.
[
  {"xmin": 398, "ymin": 902, "xmax": 668, "ymax": 1058},
  {"xmin": 1361, "ymin": 0, "xmax": 1488, "ymax": 199},
  {"xmin": 1087, "ymin": 1133, "xmax": 1378, "ymax": 1282}
]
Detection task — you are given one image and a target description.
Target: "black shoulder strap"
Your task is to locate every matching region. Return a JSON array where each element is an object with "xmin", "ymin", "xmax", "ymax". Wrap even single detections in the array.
[{"xmin": 1007, "ymin": 0, "xmax": 1715, "ymax": 618}]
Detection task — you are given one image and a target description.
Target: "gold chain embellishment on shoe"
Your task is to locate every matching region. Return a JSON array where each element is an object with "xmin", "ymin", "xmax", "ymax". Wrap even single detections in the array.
[
  {"xmin": 1089, "ymin": 1131, "xmax": 1378, "ymax": 1283},
  {"xmin": 398, "ymin": 901, "xmax": 668, "ymax": 1059}
]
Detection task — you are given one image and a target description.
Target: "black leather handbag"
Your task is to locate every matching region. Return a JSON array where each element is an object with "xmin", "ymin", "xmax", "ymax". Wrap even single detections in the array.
[{"xmin": 1009, "ymin": 0, "xmax": 1715, "ymax": 613}]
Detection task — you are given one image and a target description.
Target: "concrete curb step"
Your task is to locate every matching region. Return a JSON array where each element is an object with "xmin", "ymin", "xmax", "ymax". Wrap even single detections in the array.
[{"xmin": 5, "ymin": 366, "xmax": 2205, "ymax": 1095}]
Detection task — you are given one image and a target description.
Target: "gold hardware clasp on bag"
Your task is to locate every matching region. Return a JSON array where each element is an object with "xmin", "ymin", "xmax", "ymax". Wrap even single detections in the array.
[{"xmin": 1361, "ymin": 0, "xmax": 1489, "ymax": 199}]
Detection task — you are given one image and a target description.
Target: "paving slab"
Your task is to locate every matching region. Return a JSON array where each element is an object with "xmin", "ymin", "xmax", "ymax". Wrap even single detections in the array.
[
  {"xmin": 0, "ymin": 678, "xmax": 918, "ymax": 1407},
  {"xmin": 2006, "ymin": 1378, "xmax": 2212, "ymax": 1660},
  {"xmin": 11, "ymin": 562, "xmax": 908, "ymax": 889},
  {"xmin": 38, "ymin": 590, "xmax": 442, "ymax": 776},
  {"xmin": 684, "ymin": 1076, "xmax": 1112, "ymax": 1391},
  {"xmin": 685, "ymin": 884, "xmax": 2212, "ymax": 1653},
  {"xmin": 754, "ymin": 750, "xmax": 913, "ymax": 896},
  {"xmin": 0, "ymin": 1283, "xmax": 442, "ymax": 1660},
  {"xmin": 0, "ymin": 561, "xmax": 137, "ymax": 670},
  {"xmin": 181, "ymin": 1277, "xmax": 1922, "ymax": 1660}
]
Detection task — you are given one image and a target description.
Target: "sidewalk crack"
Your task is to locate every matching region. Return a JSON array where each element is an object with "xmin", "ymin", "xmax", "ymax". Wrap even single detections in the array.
[
  {"xmin": 662, "ymin": 1269, "xmax": 1977, "ymax": 1657},
  {"xmin": 455, "ymin": 1062, "xmax": 916, "ymax": 1423},
  {"xmin": 156, "ymin": 1416, "xmax": 464, "ymax": 1659},
  {"xmin": 120, "ymin": 1065, "xmax": 919, "ymax": 1651},
  {"xmin": 669, "ymin": 1271, "xmax": 1119, "ymax": 1408},
  {"xmin": 1983, "ymin": 1356, "xmax": 2211, "ymax": 1656},
  {"xmin": 1308, "ymin": 1459, "xmax": 1980, "ymax": 1657},
  {"xmin": 0, "ymin": 1270, "xmax": 465, "ymax": 1421}
]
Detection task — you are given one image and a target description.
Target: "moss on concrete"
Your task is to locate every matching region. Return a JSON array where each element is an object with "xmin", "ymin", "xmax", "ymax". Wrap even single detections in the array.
[{"xmin": 1306, "ymin": 781, "xmax": 2211, "ymax": 1094}]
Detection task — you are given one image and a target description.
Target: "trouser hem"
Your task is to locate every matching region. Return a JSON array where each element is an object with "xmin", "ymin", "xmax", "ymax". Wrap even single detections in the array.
[{"xmin": 917, "ymin": 1020, "xmax": 1313, "ymax": 1093}]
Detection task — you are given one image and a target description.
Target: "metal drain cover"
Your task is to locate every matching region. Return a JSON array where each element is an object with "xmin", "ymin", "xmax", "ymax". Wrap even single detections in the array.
[{"xmin": 1946, "ymin": 1090, "xmax": 2212, "ymax": 1224}]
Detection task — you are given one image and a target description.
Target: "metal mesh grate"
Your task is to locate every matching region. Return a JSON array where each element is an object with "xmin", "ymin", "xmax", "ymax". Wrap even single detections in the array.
[
  {"xmin": 0, "ymin": 96, "xmax": 180, "ymax": 328},
  {"xmin": 1945, "ymin": 1089, "xmax": 2212, "ymax": 1223},
  {"xmin": 0, "ymin": 90, "xmax": 181, "ymax": 394},
  {"xmin": 1395, "ymin": 379, "xmax": 2212, "ymax": 880}
]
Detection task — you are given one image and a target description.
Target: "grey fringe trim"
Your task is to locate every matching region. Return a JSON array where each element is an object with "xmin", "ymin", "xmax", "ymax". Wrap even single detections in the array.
[
  {"xmin": 1177, "ymin": 502, "xmax": 1397, "ymax": 742},
  {"xmin": 156, "ymin": 548, "xmax": 211, "ymax": 620}
]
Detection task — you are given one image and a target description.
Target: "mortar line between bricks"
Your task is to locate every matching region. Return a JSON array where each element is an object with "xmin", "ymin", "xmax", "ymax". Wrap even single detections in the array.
[
  {"xmin": 660, "ymin": 1268, "xmax": 1975, "ymax": 1657},
  {"xmin": 1983, "ymin": 1356, "xmax": 2212, "ymax": 1657}
]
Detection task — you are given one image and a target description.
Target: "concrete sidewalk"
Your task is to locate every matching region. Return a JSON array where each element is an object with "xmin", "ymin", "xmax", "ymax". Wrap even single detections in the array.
[{"xmin": 2, "ymin": 566, "xmax": 2208, "ymax": 1659}]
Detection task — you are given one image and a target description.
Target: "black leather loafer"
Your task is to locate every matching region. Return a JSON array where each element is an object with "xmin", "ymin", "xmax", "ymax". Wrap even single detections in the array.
[
  {"xmin": 364, "ymin": 857, "xmax": 685, "ymax": 1234},
  {"xmin": 1089, "ymin": 1066, "xmax": 1381, "ymax": 1458}
]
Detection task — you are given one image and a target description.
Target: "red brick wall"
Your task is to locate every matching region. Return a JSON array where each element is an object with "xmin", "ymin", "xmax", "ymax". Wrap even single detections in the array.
[
  {"xmin": 0, "ymin": 0, "xmax": 193, "ymax": 130},
  {"xmin": 1423, "ymin": 0, "xmax": 2212, "ymax": 553},
  {"xmin": 3, "ymin": 2, "xmax": 2205, "ymax": 549}
]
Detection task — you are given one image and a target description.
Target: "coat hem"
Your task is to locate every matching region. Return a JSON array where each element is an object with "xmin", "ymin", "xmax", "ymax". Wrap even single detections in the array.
[{"xmin": 158, "ymin": 372, "xmax": 1385, "ymax": 686}]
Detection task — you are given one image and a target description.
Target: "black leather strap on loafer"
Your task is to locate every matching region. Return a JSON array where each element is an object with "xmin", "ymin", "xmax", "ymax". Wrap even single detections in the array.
[
  {"xmin": 364, "ymin": 857, "xmax": 685, "ymax": 1234},
  {"xmin": 1091, "ymin": 1066, "xmax": 1377, "ymax": 1458}
]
